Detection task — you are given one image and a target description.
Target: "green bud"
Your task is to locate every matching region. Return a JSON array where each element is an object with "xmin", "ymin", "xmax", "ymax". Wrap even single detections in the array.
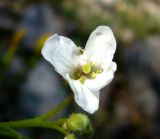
[
  {"xmin": 66, "ymin": 113, "xmax": 89, "ymax": 132},
  {"xmin": 83, "ymin": 121, "xmax": 94, "ymax": 137},
  {"xmin": 64, "ymin": 134, "xmax": 76, "ymax": 139}
]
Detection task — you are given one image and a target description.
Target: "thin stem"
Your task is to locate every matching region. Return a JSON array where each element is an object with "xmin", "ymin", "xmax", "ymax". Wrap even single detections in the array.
[
  {"xmin": 0, "ymin": 126, "xmax": 22, "ymax": 139},
  {"xmin": 0, "ymin": 95, "xmax": 73, "ymax": 136},
  {"xmin": 36, "ymin": 94, "xmax": 73, "ymax": 120},
  {"xmin": 0, "ymin": 120, "xmax": 68, "ymax": 135},
  {"xmin": 54, "ymin": 118, "xmax": 66, "ymax": 125}
]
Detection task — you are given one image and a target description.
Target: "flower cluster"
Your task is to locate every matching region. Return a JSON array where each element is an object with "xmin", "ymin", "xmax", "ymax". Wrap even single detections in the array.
[{"xmin": 42, "ymin": 26, "xmax": 117, "ymax": 114}]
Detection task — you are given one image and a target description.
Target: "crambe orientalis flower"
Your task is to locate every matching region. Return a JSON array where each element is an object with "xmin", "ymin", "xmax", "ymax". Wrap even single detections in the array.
[{"xmin": 41, "ymin": 26, "xmax": 117, "ymax": 114}]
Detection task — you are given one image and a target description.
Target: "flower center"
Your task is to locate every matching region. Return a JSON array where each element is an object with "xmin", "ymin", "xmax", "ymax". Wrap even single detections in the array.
[
  {"xmin": 71, "ymin": 63, "xmax": 103, "ymax": 83},
  {"xmin": 82, "ymin": 64, "xmax": 91, "ymax": 74}
]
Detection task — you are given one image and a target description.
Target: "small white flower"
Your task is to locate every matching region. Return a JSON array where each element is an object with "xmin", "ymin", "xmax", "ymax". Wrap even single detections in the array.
[{"xmin": 41, "ymin": 26, "xmax": 117, "ymax": 114}]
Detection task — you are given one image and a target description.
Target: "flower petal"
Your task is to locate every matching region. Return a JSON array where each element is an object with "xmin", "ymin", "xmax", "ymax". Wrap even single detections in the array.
[
  {"xmin": 41, "ymin": 34, "xmax": 78, "ymax": 78},
  {"xmin": 66, "ymin": 74, "xmax": 100, "ymax": 114},
  {"xmin": 85, "ymin": 62, "xmax": 117, "ymax": 91},
  {"xmin": 84, "ymin": 26, "xmax": 116, "ymax": 67}
]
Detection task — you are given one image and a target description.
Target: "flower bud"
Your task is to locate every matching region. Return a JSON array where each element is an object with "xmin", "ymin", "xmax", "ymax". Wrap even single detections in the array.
[
  {"xmin": 66, "ymin": 113, "xmax": 93, "ymax": 135},
  {"xmin": 64, "ymin": 134, "xmax": 76, "ymax": 139}
]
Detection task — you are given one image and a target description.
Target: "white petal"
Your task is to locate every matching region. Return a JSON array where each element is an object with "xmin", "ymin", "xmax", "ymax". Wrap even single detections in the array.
[
  {"xmin": 66, "ymin": 74, "xmax": 99, "ymax": 114},
  {"xmin": 85, "ymin": 62, "xmax": 117, "ymax": 91},
  {"xmin": 41, "ymin": 34, "xmax": 77, "ymax": 78},
  {"xmin": 84, "ymin": 26, "xmax": 116, "ymax": 67}
]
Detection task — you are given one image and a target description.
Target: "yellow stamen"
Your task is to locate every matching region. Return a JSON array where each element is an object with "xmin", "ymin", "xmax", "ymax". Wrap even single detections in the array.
[
  {"xmin": 82, "ymin": 64, "xmax": 91, "ymax": 74},
  {"xmin": 90, "ymin": 72, "xmax": 96, "ymax": 79},
  {"xmin": 71, "ymin": 63, "xmax": 103, "ymax": 83},
  {"xmin": 78, "ymin": 47, "xmax": 84, "ymax": 54},
  {"xmin": 79, "ymin": 76, "xmax": 86, "ymax": 84},
  {"xmin": 76, "ymin": 47, "xmax": 84, "ymax": 55}
]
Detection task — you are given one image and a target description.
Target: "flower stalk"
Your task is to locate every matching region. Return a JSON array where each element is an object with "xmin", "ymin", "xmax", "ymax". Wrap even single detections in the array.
[
  {"xmin": 0, "ymin": 95, "xmax": 74, "ymax": 137},
  {"xmin": 0, "ymin": 120, "xmax": 68, "ymax": 135}
]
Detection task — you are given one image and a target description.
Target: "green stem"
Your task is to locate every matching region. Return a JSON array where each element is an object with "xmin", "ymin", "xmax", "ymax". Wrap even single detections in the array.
[
  {"xmin": 0, "ymin": 95, "xmax": 74, "ymax": 136},
  {"xmin": 0, "ymin": 126, "xmax": 22, "ymax": 139},
  {"xmin": 0, "ymin": 120, "xmax": 68, "ymax": 135},
  {"xmin": 54, "ymin": 118, "xmax": 66, "ymax": 125},
  {"xmin": 36, "ymin": 94, "xmax": 73, "ymax": 120}
]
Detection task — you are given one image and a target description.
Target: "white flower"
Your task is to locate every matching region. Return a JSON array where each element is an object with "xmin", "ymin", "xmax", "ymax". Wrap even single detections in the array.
[{"xmin": 41, "ymin": 26, "xmax": 117, "ymax": 114}]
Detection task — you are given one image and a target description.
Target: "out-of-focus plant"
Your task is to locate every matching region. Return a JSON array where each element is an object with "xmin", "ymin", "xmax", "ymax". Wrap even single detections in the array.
[{"xmin": 51, "ymin": 0, "xmax": 160, "ymax": 43}]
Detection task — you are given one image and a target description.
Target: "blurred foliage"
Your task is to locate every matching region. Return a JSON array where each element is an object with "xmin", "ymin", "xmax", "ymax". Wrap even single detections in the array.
[{"xmin": 50, "ymin": 0, "xmax": 160, "ymax": 43}]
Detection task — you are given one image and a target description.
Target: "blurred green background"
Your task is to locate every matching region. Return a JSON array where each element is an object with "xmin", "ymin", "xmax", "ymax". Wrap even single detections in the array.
[{"xmin": 0, "ymin": 0, "xmax": 160, "ymax": 138}]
